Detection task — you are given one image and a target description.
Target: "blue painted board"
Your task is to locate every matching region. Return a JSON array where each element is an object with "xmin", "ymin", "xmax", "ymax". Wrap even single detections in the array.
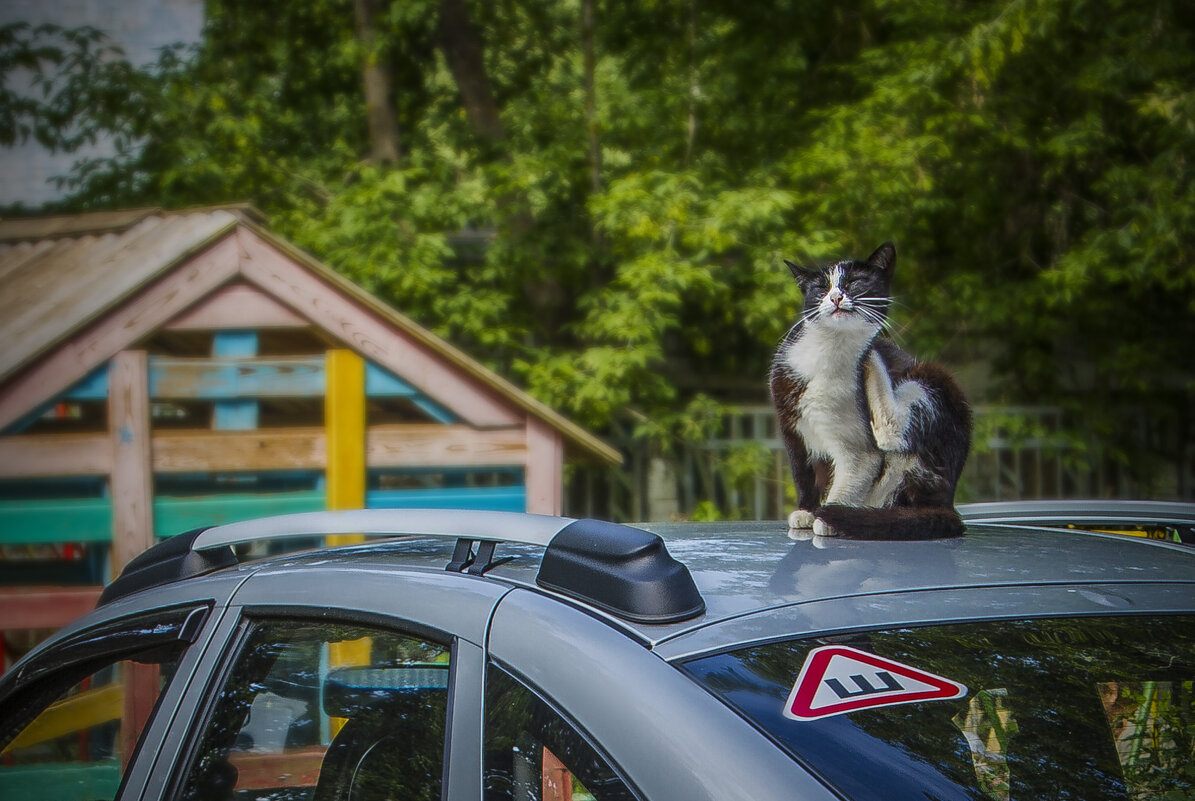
[
  {"xmin": 212, "ymin": 331, "xmax": 259, "ymax": 430},
  {"xmin": 49, "ymin": 357, "xmax": 457, "ymax": 423}
]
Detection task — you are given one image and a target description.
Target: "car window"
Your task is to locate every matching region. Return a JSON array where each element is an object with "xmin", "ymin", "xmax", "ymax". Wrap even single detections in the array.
[
  {"xmin": 484, "ymin": 665, "xmax": 636, "ymax": 801},
  {"xmin": 0, "ymin": 606, "xmax": 203, "ymax": 801},
  {"xmin": 681, "ymin": 616, "xmax": 1195, "ymax": 801},
  {"xmin": 175, "ymin": 619, "xmax": 449, "ymax": 801}
]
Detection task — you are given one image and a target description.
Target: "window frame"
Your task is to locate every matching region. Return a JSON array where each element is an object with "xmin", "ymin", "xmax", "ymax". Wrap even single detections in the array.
[
  {"xmin": 162, "ymin": 605, "xmax": 461, "ymax": 801},
  {"xmin": 0, "ymin": 603, "xmax": 212, "ymax": 801},
  {"xmin": 482, "ymin": 659, "xmax": 643, "ymax": 801}
]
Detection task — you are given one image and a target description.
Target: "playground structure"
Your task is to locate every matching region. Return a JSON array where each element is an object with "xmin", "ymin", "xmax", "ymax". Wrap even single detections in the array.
[{"xmin": 0, "ymin": 205, "xmax": 619, "ymax": 671}]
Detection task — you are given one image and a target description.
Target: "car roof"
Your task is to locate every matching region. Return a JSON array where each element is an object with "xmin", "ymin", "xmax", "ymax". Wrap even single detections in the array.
[
  {"xmin": 223, "ymin": 519, "xmax": 1195, "ymax": 649},
  {"xmin": 487, "ymin": 521, "xmax": 1195, "ymax": 647},
  {"xmin": 88, "ymin": 512, "xmax": 1195, "ymax": 662}
]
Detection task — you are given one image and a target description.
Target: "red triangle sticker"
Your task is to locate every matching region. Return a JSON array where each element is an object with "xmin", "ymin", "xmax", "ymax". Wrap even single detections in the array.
[{"xmin": 784, "ymin": 645, "xmax": 967, "ymax": 721}]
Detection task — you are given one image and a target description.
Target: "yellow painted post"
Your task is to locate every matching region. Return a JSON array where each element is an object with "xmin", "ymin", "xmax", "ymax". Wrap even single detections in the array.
[
  {"xmin": 324, "ymin": 349, "xmax": 369, "ymax": 735},
  {"xmin": 325, "ymin": 348, "xmax": 366, "ymax": 542}
]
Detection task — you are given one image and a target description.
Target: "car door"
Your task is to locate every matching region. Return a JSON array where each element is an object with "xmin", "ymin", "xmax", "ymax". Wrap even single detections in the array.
[
  {"xmin": 147, "ymin": 561, "xmax": 508, "ymax": 801},
  {"xmin": 485, "ymin": 588, "xmax": 836, "ymax": 801}
]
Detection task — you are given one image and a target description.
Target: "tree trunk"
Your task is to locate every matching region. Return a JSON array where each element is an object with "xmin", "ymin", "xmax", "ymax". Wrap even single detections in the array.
[
  {"xmin": 437, "ymin": 0, "xmax": 504, "ymax": 143},
  {"xmin": 684, "ymin": 0, "xmax": 698, "ymax": 168},
  {"xmin": 582, "ymin": 0, "xmax": 601, "ymax": 194},
  {"xmin": 354, "ymin": 0, "xmax": 401, "ymax": 165}
]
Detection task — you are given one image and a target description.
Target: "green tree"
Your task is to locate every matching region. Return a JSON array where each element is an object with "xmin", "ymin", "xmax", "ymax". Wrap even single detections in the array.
[{"xmin": 3, "ymin": 0, "xmax": 1192, "ymax": 501}]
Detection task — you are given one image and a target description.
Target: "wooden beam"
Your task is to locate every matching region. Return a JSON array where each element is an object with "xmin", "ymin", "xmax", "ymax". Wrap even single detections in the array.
[
  {"xmin": 163, "ymin": 283, "xmax": 308, "ymax": 330},
  {"xmin": 237, "ymin": 228, "xmax": 519, "ymax": 427},
  {"xmin": 0, "ymin": 425, "xmax": 529, "ymax": 478},
  {"xmin": 67, "ymin": 356, "xmax": 451, "ymax": 403},
  {"xmin": 0, "ymin": 234, "xmax": 241, "ymax": 431},
  {"xmin": 122, "ymin": 662, "xmax": 159, "ymax": 768},
  {"xmin": 150, "ymin": 356, "xmax": 325, "ymax": 399},
  {"xmin": 108, "ymin": 350, "xmax": 154, "ymax": 576},
  {"xmin": 152, "ymin": 429, "xmax": 325, "ymax": 473},
  {"xmin": 0, "ymin": 586, "xmax": 103, "ymax": 629},
  {"xmin": 0, "ymin": 432, "xmax": 112, "ymax": 477},
  {"xmin": 229, "ymin": 747, "xmax": 326, "ymax": 790},
  {"xmin": 525, "ymin": 417, "xmax": 564, "ymax": 515},
  {"xmin": 365, "ymin": 424, "xmax": 526, "ymax": 469}
]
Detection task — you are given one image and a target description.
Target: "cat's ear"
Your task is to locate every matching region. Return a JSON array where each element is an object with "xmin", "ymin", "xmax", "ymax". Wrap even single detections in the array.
[
  {"xmin": 785, "ymin": 259, "xmax": 821, "ymax": 290},
  {"xmin": 866, "ymin": 242, "xmax": 897, "ymax": 274}
]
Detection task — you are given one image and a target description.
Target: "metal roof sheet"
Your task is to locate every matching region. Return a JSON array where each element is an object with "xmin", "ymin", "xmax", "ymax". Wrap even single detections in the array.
[{"xmin": 0, "ymin": 209, "xmax": 245, "ymax": 383}]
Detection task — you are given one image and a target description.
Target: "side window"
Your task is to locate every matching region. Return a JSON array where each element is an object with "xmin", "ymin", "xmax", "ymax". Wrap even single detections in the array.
[
  {"xmin": 484, "ymin": 665, "xmax": 636, "ymax": 801},
  {"xmin": 177, "ymin": 619, "xmax": 449, "ymax": 801},
  {"xmin": 0, "ymin": 607, "xmax": 201, "ymax": 801}
]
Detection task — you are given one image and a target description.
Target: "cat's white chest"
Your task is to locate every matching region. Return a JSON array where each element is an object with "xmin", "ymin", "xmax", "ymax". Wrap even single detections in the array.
[{"xmin": 782, "ymin": 325, "xmax": 872, "ymax": 457}]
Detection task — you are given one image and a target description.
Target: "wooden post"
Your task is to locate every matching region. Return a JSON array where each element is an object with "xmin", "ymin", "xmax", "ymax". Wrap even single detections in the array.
[
  {"xmin": 325, "ymin": 349, "xmax": 366, "ymax": 542},
  {"xmin": 324, "ymin": 353, "xmax": 370, "ymax": 734},
  {"xmin": 542, "ymin": 746, "xmax": 574, "ymax": 801},
  {"xmin": 108, "ymin": 351, "xmax": 154, "ymax": 575},
  {"xmin": 525, "ymin": 418, "xmax": 564, "ymax": 515},
  {"xmin": 108, "ymin": 350, "xmax": 157, "ymax": 766}
]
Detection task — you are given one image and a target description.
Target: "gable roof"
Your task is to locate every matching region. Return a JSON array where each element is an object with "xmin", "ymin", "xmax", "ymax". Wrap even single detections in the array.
[{"xmin": 0, "ymin": 206, "xmax": 619, "ymax": 464}]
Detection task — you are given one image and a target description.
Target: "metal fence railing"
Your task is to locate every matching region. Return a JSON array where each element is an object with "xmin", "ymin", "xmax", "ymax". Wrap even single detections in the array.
[{"xmin": 566, "ymin": 404, "xmax": 1192, "ymax": 522}]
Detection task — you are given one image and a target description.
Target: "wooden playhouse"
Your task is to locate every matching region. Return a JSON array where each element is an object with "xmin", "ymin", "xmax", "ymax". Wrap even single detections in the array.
[{"xmin": 0, "ymin": 206, "xmax": 619, "ymax": 665}]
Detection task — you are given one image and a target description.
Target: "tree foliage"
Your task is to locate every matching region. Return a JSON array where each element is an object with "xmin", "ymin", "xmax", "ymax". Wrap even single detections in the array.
[{"xmin": 2, "ymin": 0, "xmax": 1192, "ymax": 482}]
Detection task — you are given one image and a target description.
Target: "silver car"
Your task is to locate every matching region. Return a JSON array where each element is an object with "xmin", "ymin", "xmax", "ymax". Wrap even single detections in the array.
[{"xmin": 2, "ymin": 504, "xmax": 1193, "ymax": 801}]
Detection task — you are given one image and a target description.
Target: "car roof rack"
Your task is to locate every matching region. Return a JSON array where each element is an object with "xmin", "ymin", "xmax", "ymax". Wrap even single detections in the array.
[
  {"xmin": 191, "ymin": 509, "xmax": 572, "ymax": 550},
  {"xmin": 959, "ymin": 500, "xmax": 1195, "ymax": 543},
  {"xmin": 100, "ymin": 509, "xmax": 706, "ymax": 624}
]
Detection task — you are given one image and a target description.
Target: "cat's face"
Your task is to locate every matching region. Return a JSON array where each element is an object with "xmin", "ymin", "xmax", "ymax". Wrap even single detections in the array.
[{"xmin": 786, "ymin": 243, "xmax": 895, "ymax": 333}]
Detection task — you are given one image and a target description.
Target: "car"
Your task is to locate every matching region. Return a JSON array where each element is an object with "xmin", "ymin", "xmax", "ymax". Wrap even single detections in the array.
[{"xmin": 1, "ymin": 505, "xmax": 1193, "ymax": 801}]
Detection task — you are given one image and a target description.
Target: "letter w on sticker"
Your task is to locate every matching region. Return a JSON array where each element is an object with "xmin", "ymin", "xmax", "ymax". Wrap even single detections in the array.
[{"xmin": 784, "ymin": 645, "xmax": 967, "ymax": 721}]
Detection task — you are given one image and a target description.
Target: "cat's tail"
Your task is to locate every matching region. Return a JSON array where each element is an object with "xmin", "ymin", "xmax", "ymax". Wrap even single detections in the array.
[{"xmin": 814, "ymin": 504, "xmax": 965, "ymax": 540}]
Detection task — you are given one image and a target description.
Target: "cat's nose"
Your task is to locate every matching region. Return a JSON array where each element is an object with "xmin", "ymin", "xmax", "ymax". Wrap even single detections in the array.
[{"xmin": 827, "ymin": 288, "xmax": 844, "ymax": 306}]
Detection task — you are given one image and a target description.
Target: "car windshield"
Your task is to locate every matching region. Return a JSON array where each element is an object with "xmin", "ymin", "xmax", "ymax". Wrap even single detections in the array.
[{"xmin": 681, "ymin": 616, "xmax": 1195, "ymax": 801}]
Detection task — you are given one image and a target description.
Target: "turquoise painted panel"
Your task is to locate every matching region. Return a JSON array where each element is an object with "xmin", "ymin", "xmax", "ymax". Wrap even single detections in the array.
[
  {"xmin": 154, "ymin": 490, "xmax": 325, "ymax": 535},
  {"xmin": 0, "ymin": 761, "xmax": 122, "ymax": 801},
  {"xmin": 0, "ymin": 497, "xmax": 112, "ymax": 544},
  {"xmin": 367, "ymin": 485, "xmax": 526, "ymax": 512},
  {"xmin": 0, "ymin": 491, "xmax": 327, "ymax": 544},
  {"xmin": 212, "ymin": 331, "xmax": 259, "ymax": 430},
  {"xmin": 364, "ymin": 362, "xmax": 419, "ymax": 396},
  {"xmin": 366, "ymin": 362, "xmax": 457, "ymax": 422},
  {"xmin": 0, "ymin": 487, "xmax": 530, "ymax": 544},
  {"xmin": 409, "ymin": 397, "xmax": 457, "ymax": 424},
  {"xmin": 212, "ymin": 331, "xmax": 259, "ymax": 357},
  {"xmin": 64, "ymin": 365, "xmax": 110, "ymax": 401}
]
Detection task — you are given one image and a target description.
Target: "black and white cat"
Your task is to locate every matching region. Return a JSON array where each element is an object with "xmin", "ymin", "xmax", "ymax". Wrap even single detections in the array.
[{"xmin": 770, "ymin": 242, "xmax": 971, "ymax": 539}]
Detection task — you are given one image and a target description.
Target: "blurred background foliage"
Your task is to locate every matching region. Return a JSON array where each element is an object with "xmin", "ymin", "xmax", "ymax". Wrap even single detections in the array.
[{"xmin": 2, "ymin": 0, "xmax": 1192, "ymax": 510}]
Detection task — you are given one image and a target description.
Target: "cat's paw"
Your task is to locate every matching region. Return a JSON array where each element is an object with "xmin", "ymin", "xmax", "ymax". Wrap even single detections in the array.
[
  {"xmin": 812, "ymin": 518, "xmax": 838, "ymax": 538},
  {"xmin": 788, "ymin": 509, "xmax": 816, "ymax": 529},
  {"xmin": 870, "ymin": 417, "xmax": 905, "ymax": 452}
]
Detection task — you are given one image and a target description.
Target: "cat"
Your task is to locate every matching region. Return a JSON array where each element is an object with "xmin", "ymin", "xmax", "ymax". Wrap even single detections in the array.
[{"xmin": 769, "ymin": 242, "xmax": 971, "ymax": 539}]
